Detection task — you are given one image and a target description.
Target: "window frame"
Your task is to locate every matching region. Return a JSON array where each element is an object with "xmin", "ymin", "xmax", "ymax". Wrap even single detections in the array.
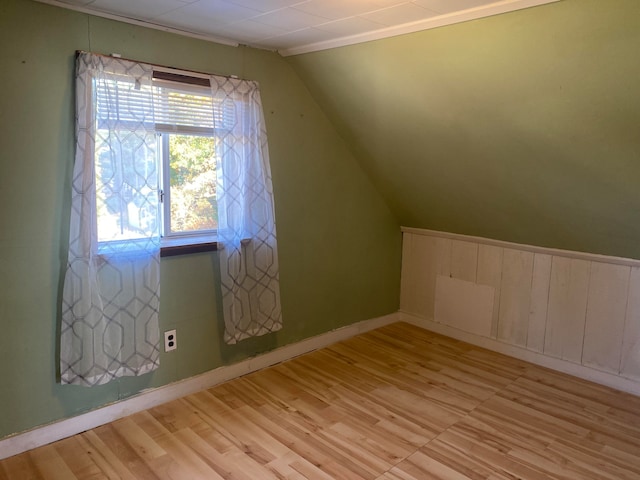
[
  {"xmin": 158, "ymin": 132, "xmax": 218, "ymax": 242},
  {"xmin": 93, "ymin": 68, "xmax": 222, "ymax": 257}
]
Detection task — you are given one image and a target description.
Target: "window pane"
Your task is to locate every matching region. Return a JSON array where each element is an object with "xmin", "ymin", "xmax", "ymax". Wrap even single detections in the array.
[
  {"xmin": 169, "ymin": 134, "xmax": 217, "ymax": 233},
  {"xmin": 95, "ymin": 129, "xmax": 159, "ymax": 243}
]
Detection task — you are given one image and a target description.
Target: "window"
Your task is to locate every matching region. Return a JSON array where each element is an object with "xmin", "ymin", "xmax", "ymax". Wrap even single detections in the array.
[
  {"xmin": 161, "ymin": 133, "xmax": 217, "ymax": 237},
  {"xmin": 62, "ymin": 52, "xmax": 282, "ymax": 386},
  {"xmin": 93, "ymin": 68, "xmax": 233, "ymax": 254}
]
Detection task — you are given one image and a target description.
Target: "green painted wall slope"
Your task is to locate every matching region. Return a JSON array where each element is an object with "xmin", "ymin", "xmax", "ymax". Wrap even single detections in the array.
[
  {"xmin": 288, "ymin": 0, "xmax": 640, "ymax": 259},
  {"xmin": 0, "ymin": 0, "xmax": 400, "ymax": 439}
]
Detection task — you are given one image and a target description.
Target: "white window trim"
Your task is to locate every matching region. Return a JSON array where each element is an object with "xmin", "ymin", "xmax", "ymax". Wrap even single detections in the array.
[{"xmin": 158, "ymin": 133, "xmax": 218, "ymax": 245}]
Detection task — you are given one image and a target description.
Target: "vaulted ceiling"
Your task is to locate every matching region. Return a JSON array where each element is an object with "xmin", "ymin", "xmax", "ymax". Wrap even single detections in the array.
[
  {"xmin": 31, "ymin": 0, "xmax": 640, "ymax": 260},
  {"xmin": 286, "ymin": 0, "xmax": 640, "ymax": 259}
]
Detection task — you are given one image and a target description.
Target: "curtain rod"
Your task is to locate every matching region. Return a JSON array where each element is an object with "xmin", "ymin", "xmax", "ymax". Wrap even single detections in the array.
[{"xmin": 75, "ymin": 50, "xmax": 246, "ymax": 81}]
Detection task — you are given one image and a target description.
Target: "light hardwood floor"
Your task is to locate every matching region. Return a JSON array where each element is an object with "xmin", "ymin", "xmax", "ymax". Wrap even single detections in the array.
[{"xmin": 2, "ymin": 322, "xmax": 640, "ymax": 479}]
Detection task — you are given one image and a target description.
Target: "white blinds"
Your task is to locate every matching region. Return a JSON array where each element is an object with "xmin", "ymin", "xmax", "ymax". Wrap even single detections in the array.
[
  {"xmin": 95, "ymin": 74, "xmax": 155, "ymax": 131},
  {"xmin": 95, "ymin": 71, "xmax": 236, "ymax": 136},
  {"xmin": 153, "ymin": 78, "xmax": 215, "ymax": 135}
]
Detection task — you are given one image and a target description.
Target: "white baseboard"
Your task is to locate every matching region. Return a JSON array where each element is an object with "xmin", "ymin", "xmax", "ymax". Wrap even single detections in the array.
[
  {"xmin": 0, "ymin": 312, "xmax": 400, "ymax": 460},
  {"xmin": 400, "ymin": 311, "xmax": 640, "ymax": 397}
]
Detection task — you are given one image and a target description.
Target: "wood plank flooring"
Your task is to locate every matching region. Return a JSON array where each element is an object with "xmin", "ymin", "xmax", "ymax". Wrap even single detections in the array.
[{"xmin": 2, "ymin": 322, "xmax": 640, "ymax": 479}]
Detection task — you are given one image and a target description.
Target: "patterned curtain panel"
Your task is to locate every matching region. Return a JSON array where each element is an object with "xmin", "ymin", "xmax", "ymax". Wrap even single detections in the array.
[
  {"xmin": 213, "ymin": 77, "xmax": 283, "ymax": 344},
  {"xmin": 61, "ymin": 53, "xmax": 160, "ymax": 386}
]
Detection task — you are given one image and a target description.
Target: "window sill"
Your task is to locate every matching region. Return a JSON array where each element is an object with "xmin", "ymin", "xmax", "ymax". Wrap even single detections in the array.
[{"xmin": 160, "ymin": 235, "xmax": 218, "ymax": 257}]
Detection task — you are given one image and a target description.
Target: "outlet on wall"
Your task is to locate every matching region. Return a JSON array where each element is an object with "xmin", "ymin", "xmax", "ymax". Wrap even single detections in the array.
[{"xmin": 164, "ymin": 329, "xmax": 177, "ymax": 352}]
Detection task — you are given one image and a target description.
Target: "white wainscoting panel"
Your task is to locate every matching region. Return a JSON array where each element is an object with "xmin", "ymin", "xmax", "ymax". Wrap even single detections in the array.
[
  {"xmin": 450, "ymin": 240, "xmax": 478, "ymax": 283},
  {"xmin": 526, "ymin": 253, "xmax": 552, "ymax": 353},
  {"xmin": 434, "ymin": 276, "xmax": 494, "ymax": 337},
  {"xmin": 622, "ymin": 266, "xmax": 640, "ymax": 381},
  {"xmin": 399, "ymin": 231, "xmax": 414, "ymax": 314},
  {"xmin": 545, "ymin": 256, "xmax": 590, "ymax": 363},
  {"xmin": 400, "ymin": 234, "xmax": 451, "ymax": 320},
  {"xmin": 476, "ymin": 244, "xmax": 503, "ymax": 338},
  {"xmin": 400, "ymin": 227, "xmax": 640, "ymax": 395},
  {"xmin": 497, "ymin": 249, "xmax": 534, "ymax": 347},
  {"xmin": 582, "ymin": 262, "xmax": 629, "ymax": 373}
]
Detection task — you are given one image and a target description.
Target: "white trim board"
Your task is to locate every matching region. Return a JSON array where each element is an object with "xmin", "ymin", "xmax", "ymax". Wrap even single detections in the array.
[
  {"xmin": 280, "ymin": 0, "xmax": 561, "ymax": 56},
  {"xmin": 34, "ymin": 0, "xmax": 559, "ymax": 57},
  {"xmin": 400, "ymin": 312, "xmax": 640, "ymax": 397},
  {"xmin": 0, "ymin": 313, "xmax": 399, "ymax": 460},
  {"xmin": 33, "ymin": 0, "xmax": 240, "ymax": 48},
  {"xmin": 401, "ymin": 226, "xmax": 640, "ymax": 268}
]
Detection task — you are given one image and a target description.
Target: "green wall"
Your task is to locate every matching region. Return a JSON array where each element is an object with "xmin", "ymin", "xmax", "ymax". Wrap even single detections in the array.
[
  {"xmin": 287, "ymin": 0, "xmax": 640, "ymax": 259},
  {"xmin": 0, "ymin": 0, "xmax": 400, "ymax": 439}
]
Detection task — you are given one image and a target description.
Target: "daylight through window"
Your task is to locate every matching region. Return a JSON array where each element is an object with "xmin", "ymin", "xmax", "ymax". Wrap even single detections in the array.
[{"xmin": 94, "ymin": 69, "xmax": 230, "ymax": 248}]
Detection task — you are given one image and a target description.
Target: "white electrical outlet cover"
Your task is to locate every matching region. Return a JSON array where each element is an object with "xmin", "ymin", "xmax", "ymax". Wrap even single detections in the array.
[{"xmin": 164, "ymin": 329, "xmax": 177, "ymax": 352}]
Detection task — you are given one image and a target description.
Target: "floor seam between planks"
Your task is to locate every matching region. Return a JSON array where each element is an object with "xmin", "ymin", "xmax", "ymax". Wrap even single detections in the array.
[{"xmin": 3, "ymin": 322, "xmax": 640, "ymax": 480}]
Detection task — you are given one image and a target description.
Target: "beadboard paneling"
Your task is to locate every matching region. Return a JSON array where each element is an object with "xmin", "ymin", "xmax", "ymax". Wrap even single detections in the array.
[
  {"xmin": 434, "ymin": 276, "xmax": 494, "ymax": 337},
  {"xmin": 544, "ymin": 256, "xmax": 590, "ymax": 363},
  {"xmin": 582, "ymin": 262, "xmax": 629, "ymax": 373},
  {"xmin": 450, "ymin": 240, "xmax": 478, "ymax": 283},
  {"xmin": 527, "ymin": 253, "xmax": 552, "ymax": 353},
  {"xmin": 400, "ymin": 235, "xmax": 451, "ymax": 319},
  {"xmin": 399, "ymin": 231, "xmax": 414, "ymax": 313},
  {"xmin": 400, "ymin": 227, "xmax": 640, "ymax": 392},
  {"xmin": 476, "ymin": 245, "xmax": 503, "ymax": 339},
  {"xmin": 497, "ymin": 249, "xmax": 534, "ymax": 347},
  {"xmin": 621, "ymin": 266, "xmax": 640, "ymax": 381}
]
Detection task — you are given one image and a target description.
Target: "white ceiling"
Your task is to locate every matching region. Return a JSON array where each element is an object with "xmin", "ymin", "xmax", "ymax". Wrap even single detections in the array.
[{"xmin": 38, "ymin": 0, "xmax": 559, "ymax": 56}]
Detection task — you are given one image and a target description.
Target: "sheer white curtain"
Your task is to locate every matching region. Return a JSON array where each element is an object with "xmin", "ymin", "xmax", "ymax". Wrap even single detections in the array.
[
  {"xmin": 61, "ymin": 53, "xmax": 161, "ymax": 386},
  {"xmin": 61, "ymin": 53, "xmax": 282, "ymax": 386},
  {"xmin": 213, "ymin": 76, "xmax": 283, "ymax": 344}
]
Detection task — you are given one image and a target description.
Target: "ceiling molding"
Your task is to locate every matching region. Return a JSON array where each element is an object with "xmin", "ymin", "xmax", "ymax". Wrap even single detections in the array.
[
  {"xmin": 33, "ymin": 0, "xmax": 241, "ymax": 48},
  {"xmin": 279, "ymin": 0, "xmax": 561, "ymax": 56},
  {"xmin": 34, "ymin": 0, "xmax": 560, "ymax": 56}
]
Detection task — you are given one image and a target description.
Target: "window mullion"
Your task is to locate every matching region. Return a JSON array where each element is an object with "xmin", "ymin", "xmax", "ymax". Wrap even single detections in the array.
[{"xmin": 161, "ymin": 134, "xmax": 172, "ymax": 237}]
